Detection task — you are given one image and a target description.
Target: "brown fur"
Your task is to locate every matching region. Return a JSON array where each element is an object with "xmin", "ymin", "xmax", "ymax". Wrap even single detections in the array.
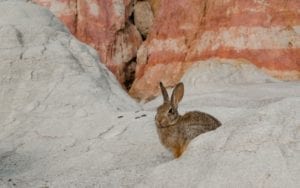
[{"xmin": 155, "ymin": 82, "xmax": 221, "ymax": 158}]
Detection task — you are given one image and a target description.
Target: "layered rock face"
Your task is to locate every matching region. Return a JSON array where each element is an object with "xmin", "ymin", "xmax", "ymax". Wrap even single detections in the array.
[
  {"xmin": 33, "ymin": 0, "xmax": 300, "ymax": 100},
  {"xmin": 130, "ymin": 0, "xmax": 300, "ymax": 100}
]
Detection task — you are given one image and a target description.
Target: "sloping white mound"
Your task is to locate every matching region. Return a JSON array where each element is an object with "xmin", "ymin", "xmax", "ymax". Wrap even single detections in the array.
[
  {"xmin": 0, "ymin": 2, "xmax": 144, "ymax": 187},
  {"xmin": 0, "ymin": 1, "xmax": 137, "ymax": 111}
]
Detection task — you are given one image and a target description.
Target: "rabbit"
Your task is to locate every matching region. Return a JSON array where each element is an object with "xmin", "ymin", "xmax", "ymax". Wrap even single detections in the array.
[{"xmin": 155, "ymin": 82, "xmax": 221, "ymax": 158}]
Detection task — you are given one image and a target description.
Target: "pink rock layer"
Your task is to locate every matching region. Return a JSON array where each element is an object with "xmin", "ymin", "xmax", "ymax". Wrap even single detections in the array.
[{"xmin": 130, "ymin": 0, "xmax": 300, "ymax": 100}]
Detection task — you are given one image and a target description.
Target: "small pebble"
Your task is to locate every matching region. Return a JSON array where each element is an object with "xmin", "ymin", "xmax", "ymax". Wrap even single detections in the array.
[{"xmin": 118, "ymin": 115, "xmax": 123, "ymax": 119}]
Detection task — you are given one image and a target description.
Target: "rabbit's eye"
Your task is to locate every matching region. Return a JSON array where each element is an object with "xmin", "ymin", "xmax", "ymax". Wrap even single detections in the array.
[{"xmin": 168, "ymin": 108, "xmax": 174, "ymax": 114}]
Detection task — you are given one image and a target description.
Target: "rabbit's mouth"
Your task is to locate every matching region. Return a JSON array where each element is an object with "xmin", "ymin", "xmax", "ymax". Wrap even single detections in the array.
[{"xmin": 157, "ymin": 123, "xmax": 177, "ymax": 129}]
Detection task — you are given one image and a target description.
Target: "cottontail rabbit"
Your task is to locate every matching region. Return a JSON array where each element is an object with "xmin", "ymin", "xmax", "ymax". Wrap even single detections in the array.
[{"xmin": 155, "ymin": 82, "xmax": 221, "ymax": 158}]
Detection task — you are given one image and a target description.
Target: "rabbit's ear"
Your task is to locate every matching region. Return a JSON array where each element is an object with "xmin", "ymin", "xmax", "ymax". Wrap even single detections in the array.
[
  {"xmin": 160, "ymin": 82, "xmax": 169, "ymax": 102},
  {"xmin": 171, "ymin": 82, "xmax": 184, "ymax": 109}
]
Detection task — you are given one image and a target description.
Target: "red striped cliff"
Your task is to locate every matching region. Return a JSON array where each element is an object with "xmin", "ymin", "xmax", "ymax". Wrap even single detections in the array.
[{"xmin": 32, "ymin": 0, "xmax": 300, "ymax": 100}]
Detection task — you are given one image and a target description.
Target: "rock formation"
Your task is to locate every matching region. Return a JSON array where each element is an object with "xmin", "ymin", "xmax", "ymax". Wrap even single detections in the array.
[
  {"xmin": 134, "ymin": 1, "xmax": 154, "ymax": 38},
  {"xmin": 32, "ymin": 0, "xmax": 300, "ymax": 100},
  {"xmin": 130, "ymin": 0, "xmax": 300, "ymax": 100}
]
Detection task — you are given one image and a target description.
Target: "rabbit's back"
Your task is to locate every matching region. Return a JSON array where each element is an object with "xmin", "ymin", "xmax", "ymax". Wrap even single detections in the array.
[{"xmin": 180, "ymin": 111, "xmax": 221, "ymax": 140}]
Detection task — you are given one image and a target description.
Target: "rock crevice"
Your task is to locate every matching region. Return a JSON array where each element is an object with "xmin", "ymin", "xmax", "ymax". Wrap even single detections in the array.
[{"xmin": 32, "ymin": 0, "xmax": 155, "ymax": 91}]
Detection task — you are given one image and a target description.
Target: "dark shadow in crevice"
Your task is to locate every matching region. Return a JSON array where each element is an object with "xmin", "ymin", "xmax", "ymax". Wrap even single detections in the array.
[{"xmin": 123, "ymin": 57, "xmax": 137, "ymax": 91}]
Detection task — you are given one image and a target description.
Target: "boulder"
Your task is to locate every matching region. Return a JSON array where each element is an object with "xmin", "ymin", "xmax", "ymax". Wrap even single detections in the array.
[{"xmin": 134, "ymin": 1, "xmax": 154, "ymax": 38}]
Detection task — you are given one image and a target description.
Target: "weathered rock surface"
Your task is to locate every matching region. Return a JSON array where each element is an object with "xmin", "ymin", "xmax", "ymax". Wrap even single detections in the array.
[
  {"xmin": 134, "ymin": 1, "xmax": 154, "ymax": 38},
  {"xmin": 32, "ymin": 0, "xmax": 142, "ymax": 84},
  {"xmin": 130, "ymin": 0, "xmax": 300, "ymax": 100},
  {"xmin": 147, "ymin": 0, "xmax": 160, "ymax": 16},
  {"xmin": 111, "ymin": 22, "xmax": 143, "ymax": 83}
]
